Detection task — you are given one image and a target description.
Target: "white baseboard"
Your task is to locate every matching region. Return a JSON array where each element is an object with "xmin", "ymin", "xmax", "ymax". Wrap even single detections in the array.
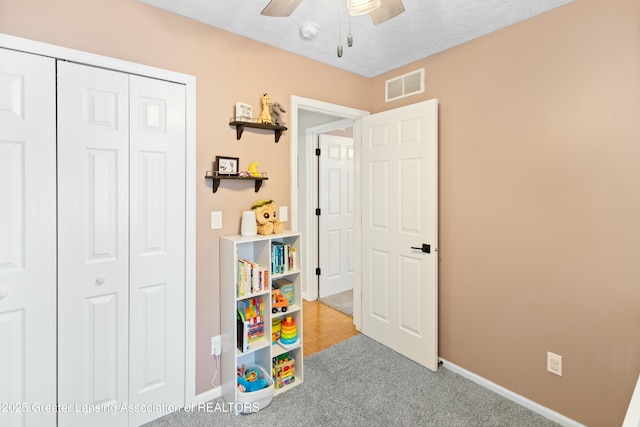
[
  {"xmin": 439, "ymin": 359, "xmax": 585, "ymax": 427},
  {"xmin": 193, "ymin": 386, "xmax": 222, "ymax": 404},
  {"xmin": 622, "ymin": 374, "xmax": 640, "ymax": 427}
]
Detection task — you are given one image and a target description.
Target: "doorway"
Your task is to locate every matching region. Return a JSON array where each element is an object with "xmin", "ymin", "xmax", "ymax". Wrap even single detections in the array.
[
  {"xmin": 289, "ymin": 96, "xmax": 368, "ymax": 330},
  {"xmin": 291, "ymin": 96, "xmax": 439, "ymax": 371}
]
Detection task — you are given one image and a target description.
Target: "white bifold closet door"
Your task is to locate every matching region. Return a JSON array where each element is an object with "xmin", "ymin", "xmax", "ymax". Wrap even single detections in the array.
[
  {"xmin": 57, "ymin": 61, "xmax": 186, "ymax": 427},
  {"xmin": 0, "ymin": 48, "xmax": 57, "ymax": 427}
]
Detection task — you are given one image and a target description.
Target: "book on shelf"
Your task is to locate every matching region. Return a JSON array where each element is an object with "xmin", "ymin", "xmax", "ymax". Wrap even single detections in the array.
[
  {"xmin": 236, "ymin": 296, "xmax": 264, "ymax": 352},
  {"xmin": 273, "ymin": 278, "xmax": 294, "ymax": 306},
  {"xmin": 271, "ymin": 242, "xmax": 296, "ymax": 274},
  {"xmin": 237, "ymin": 259, "xmax": 269, "ymax": 297}
]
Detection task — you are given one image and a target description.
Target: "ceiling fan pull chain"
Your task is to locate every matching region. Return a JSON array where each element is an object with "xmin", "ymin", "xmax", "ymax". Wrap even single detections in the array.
[
  {"xmin": 348, "ymin": 11, "xmax": 353, "ymax": 47},
  {"xmin": 337, "ymin": 0, "xmax": 344, "ymax": 57}
]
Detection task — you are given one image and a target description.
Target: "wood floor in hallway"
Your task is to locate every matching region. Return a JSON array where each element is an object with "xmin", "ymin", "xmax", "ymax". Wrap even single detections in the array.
[{"xmin": 302, "ymin": 299, "xmax": 360, "ymax": 357}]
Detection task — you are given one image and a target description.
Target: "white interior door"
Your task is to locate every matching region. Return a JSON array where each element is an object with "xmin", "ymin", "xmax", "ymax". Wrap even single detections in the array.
[
  {"xmin": 319, "ymin": 134, "xmax": 355, "ymax": 298},
  {"xmin": 57, "ymin": 61, "xmax": 130, "ymax": 426},
  {"xmin": 361, "ymin": 99, "xmax": 439, "ymax": 370},
  {"xmin": 128, "ymin": 74, "xmax": 186, "ymax": 426},
  {"xmin": 0, "ymin": 48, "xmax": 57, "ymax": 427}
]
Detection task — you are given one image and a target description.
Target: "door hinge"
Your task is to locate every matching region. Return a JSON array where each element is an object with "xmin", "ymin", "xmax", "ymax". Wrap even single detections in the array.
[
  {"xmin": 315, "ymin": 148, "xmax": 321, "ymax": 156},
  {"xmin": 315, "ymin": 208, "xmax": 321, "ymax": 216},
  {"xmin": 315, "ymin": 267, "xmax": 321, "ymax": 276}
]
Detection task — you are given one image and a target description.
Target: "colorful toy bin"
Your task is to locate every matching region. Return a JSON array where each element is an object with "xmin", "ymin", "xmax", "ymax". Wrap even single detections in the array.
[{"xmin": 236, "ymin": 363, "xmax": 273, "ymax": 413}]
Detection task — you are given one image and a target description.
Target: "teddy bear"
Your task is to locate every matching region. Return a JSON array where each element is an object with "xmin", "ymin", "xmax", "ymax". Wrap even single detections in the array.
[{"xmin": 251, "ymin": 199, "xmax": 283, "ymax": 235}]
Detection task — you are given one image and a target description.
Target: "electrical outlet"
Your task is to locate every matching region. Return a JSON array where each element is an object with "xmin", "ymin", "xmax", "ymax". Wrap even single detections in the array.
[
  {"xmin": 211, "ymin": 335, "xmax": 221, "ymax": 356},
  {"xmin": 547, "ymin": 351, "xmax": 562, "ymax": 376}
]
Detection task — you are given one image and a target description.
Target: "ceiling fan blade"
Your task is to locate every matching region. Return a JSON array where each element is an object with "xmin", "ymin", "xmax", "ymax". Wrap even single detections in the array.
[
  {"xmin": 369, "ymin": 0, "xmax": 405, "ymax": 25},
  {"xmin": 261, "ymin": 0, "xmax": 303, "ymax": 17}
]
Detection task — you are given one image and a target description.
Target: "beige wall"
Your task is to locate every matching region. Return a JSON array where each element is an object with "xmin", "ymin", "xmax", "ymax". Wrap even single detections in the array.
[
  {"xmin": 1, "ymin": 0, "xmax": 639, "ymax": 425},
  {"xmin": 370, "ymin": 0, "xmax": 640, "ymax": 425}
]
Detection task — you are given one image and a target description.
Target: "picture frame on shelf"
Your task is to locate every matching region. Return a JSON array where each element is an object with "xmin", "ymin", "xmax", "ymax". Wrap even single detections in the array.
[{"xmin": 216, "ymin": 156, "xmax": 239, "ymax": 176}]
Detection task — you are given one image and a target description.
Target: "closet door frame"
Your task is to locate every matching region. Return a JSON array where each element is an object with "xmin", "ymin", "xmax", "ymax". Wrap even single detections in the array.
[{"xmin": 0, "ymin": 33, "xmax": 198, "ymax": 406}]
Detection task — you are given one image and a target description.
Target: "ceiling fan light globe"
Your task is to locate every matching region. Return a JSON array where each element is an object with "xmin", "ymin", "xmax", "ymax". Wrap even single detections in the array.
[{"xmin": 348, "ymin": 0, "xmax": 381, "ymax": 16}]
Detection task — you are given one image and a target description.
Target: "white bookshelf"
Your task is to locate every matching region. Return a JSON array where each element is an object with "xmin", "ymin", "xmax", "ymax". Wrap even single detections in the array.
[{"xmin": 220, "ymin": 231, "xmax": 303, "ymax": 412}]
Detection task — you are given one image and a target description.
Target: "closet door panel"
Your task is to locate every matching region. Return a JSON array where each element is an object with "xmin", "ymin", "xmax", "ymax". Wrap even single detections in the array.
[
  {"xmin": 57, "ymin": 61, "xmax": 129, "ymax": 427},
  {"xmin": 129, "ymin": 75, "xmax": 186, "ymax": 426},
  {"xmin": 0, "ymin": 48, "xmax": 56, "ymax": 427}
]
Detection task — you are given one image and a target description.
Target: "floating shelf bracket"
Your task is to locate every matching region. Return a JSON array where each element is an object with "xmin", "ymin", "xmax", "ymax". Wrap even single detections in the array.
[
  {"xmin": 229, "ymin": 121, "xmax": 287, "ymax": 143},
  {"xmin": 205, "ymin": 175, "xmax": 268, "ymax": 193}
]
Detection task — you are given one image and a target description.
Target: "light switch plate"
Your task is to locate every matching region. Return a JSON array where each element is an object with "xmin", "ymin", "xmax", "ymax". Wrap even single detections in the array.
[
  {"xmin": 211, "ymin": 211, "xmax": 222, "ymax": 229},
  {"xmin": 279, "ymin": 206, "xmax": 288, "ymax": 222}
]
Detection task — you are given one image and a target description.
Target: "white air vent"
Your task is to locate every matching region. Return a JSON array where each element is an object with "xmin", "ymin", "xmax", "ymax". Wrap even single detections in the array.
[{"xmin": 385, "ymin": 68, "xmax": 424, "ymax": 102}]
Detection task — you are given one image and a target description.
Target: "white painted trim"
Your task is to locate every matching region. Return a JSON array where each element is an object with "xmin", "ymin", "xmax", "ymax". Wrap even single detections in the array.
[
  {"xmin": 351, "ymin": 118, "xmax": 363, "ymax": 330},
  {"xmin": 623, "ymin": 374, "xmax": 640, "ymax": 427},
  {"xmin": 289, "ymin": 96, "xmax": 368, "ymax": 330},
  {"xmin": 0, "ymin": 33, "xmax": 198, "ymax": 406},
  {"xmin": 290, "ymin": 98, "xmax": 300, "ymax": 232},
  {"xmin": 184, "ymin": 77, "xmax": 198, "ymax": 406},
  {"xmin": 193, "ymin": 386, "xmax": 222, "ymax": 404},
  {"xmin": 0, "ymin": 33, "xmax": 193, "ymax": 84},
  {"xmin": 440, "ymin": 359, "xmax": 586, "ymax": 427}
]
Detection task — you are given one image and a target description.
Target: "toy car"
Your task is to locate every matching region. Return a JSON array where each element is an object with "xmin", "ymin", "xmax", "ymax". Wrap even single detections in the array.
[{"xmin": 272, "ymin": 294, "xmax": 289, "ymax": 313}]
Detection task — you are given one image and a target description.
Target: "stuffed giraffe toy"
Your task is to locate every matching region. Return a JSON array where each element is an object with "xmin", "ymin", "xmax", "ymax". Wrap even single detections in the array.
[{"xmin": 258, "ymin": 93, "xmax": 272, "ymax": 124}]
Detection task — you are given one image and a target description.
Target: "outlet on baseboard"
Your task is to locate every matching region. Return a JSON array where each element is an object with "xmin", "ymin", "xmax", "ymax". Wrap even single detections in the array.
[
  {"xmin": 547, "ymin": 351, "xmax": 562, "ymax": 376},
  {"xmin": 211, "ymin": 335, "xmax": 221, "ymax": 356}
]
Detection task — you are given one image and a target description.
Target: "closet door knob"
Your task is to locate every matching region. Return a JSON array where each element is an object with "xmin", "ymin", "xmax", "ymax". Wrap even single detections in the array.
[
  {"xmin": 0, "ymin": 289, "xmax": 8, "ymax": 299},
  {"xmin": 95, "ymin": 275, "xmax": 107, "ymax": 286}
]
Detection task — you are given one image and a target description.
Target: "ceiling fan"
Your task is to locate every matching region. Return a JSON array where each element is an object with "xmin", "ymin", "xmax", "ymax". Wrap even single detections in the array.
[{"xmin": 261, "ymin": 0, "xmax": 405, "ymax": 25}]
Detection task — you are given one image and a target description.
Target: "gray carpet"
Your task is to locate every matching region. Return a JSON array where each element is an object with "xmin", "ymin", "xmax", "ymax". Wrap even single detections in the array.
[
  {"xmin": 144, "ymin": 334, "xmax": 560, "ymax": 427},
  {"xmin": 319, "ymin": 289, "xmax": 353, "ymax": 317}
]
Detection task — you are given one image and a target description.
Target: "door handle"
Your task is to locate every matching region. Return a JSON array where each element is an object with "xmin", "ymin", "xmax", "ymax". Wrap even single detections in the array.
[
  {"xmin": 411, "ymin": 244, "xmax": 431, "ymax": 253},
  {"xmin": 0, "ymin": 289, "xmax": 8, "ymax": 300},
  {"xmin": 95, "ymin": 274, "xmax": 107, "ymax": 286}
]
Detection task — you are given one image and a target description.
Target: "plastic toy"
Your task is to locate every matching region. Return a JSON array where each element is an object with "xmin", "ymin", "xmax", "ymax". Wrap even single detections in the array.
[
  {"xmin": 269, "ymin": 101, "xmax": 286, "ymax": 126},
  {"xmin": 272, "ymin": 318, "xmax": 282, "ymax": 344},
  {"xmin": 251, "ymin": 200, "xmax": 283, "ymax": 235},
  {"xmin": 248, "ymin": 162, "xmax": 260, "ymax": 177},
  {"xmin": 272, "ymin": 293, "xmax": 289, "ymax": 313},
  {"xmin": 279, "ymin": 316, "xmax": 297, "ymax": 345},
  {"xmin": 272, "ymin": 353, "xmax": 295, "ymax": 389},
  {"xmin": 237, "ymin": 365, "xmax": 268, "ymax": 392},
  {"xmin": 258, "ymin": 93, "xmax": 272, "ymax": 124}
]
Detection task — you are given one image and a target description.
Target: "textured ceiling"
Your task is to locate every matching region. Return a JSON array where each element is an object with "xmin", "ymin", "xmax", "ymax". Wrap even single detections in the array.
[{"xmin": 139, "ymin": 0, "xmax": 573, "ymax": 78}]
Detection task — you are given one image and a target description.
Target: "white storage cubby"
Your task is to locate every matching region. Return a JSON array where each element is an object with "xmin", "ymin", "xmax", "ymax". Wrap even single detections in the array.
[{"xmin": 220, "ymin": 231, "xmax": 303, "ymax": 413}]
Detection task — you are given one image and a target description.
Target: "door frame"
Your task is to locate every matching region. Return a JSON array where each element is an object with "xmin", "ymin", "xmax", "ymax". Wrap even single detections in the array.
[
  {"xmin": 0, "ymin": 33, "xmax": 198, "ymax": 405},
  {"xmin": 289, "ymin": 96, "xmax": 368, "ymax": 329}
]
